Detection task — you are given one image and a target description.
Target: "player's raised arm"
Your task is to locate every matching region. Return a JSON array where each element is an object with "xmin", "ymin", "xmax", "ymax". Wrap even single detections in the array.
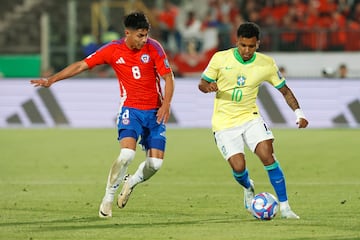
[{"xmin": 30, "ymin": 60, "xmax": 89, "ymax": 88}]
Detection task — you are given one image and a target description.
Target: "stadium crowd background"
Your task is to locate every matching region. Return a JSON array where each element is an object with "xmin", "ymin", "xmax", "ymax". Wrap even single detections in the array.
[{"xmin": 0, "ymin": 0, "xmax": 359, "ymax": 78}]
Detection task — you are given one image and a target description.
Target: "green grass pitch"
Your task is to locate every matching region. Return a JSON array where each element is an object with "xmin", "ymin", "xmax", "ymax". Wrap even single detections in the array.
[{"xmin": 0, "ymin": 128, "xmax": 359, "ymax": 240}]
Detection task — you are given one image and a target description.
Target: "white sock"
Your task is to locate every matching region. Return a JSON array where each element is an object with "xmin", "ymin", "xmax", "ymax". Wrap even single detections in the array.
[
  {"xmin": 280, "ymin": 200, "xmax": 290, "ymax": 210},
  {"xmin": 103, "ymin": 148, "xmax": 135, "ymax": 202},
  {"xmin": 129, "ymin": 157, "xmax": 163, "ymax": 188}
]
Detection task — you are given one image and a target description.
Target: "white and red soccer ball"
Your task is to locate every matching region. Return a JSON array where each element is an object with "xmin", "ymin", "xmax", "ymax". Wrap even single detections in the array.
[{"xmin": 251, "ymin": 192, "xmax": 279, "ymax": 220}]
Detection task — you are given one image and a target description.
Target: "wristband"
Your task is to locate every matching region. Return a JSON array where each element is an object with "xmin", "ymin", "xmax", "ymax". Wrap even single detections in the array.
[{"xmin": 294, "ymin": 108, "xmax": 305, "ymax": 120}]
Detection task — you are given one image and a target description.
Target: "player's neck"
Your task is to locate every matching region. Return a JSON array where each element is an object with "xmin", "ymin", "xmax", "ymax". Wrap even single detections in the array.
[{"xmin": 125, "ymin": 38, "xmax": 136, "ymax": 51}]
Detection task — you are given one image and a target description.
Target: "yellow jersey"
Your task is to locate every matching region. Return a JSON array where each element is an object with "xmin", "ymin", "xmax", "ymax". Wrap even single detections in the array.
[{"xmin": 202, "ymin": 48, "xmax": 285, "ymax": 131}]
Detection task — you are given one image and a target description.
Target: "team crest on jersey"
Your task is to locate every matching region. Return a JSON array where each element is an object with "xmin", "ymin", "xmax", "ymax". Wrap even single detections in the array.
[
  {"xmin": 141, "ymin": 54, "xmax": 150, "ymax": 63},
  {"xmin": 237, "ymin": 75, "xmax": 246, "ymax": 86}
]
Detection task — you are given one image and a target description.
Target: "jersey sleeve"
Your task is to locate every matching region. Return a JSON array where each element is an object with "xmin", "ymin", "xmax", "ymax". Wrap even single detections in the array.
[
  {"xmin": 268, "ymin": 59, "xmax": 286, "ymax": 89},
  {"xmin": 149, "ymin": 39, "xmax": 172, "ymax": 76},
  {"xmin": 84, "ymin": 43, "xmax": 114, "ymax": 69},
  {"xmin": 201, "ymin": 52, "xmax": 219, "ymax": 83}
]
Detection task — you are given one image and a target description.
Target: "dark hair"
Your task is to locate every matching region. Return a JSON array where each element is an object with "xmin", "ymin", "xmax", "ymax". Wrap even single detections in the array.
[
  {"xmin": 237, "ymin": 22, "xmax": 260, "ymax": 39},
  {"xmin": 124, "ymin": 12, "xmax": 150, "ymax": 30}
]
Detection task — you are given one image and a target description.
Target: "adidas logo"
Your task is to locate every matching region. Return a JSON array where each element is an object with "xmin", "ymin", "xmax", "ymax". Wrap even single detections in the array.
[
  {"xmin": 333, "ymin": 99, "xmax": 360, "ymax": 127},
  {"xmin": 116, "ymin": 57, "xmax": 125, "ymax": 64},
  {"xmin": 6, "ymin": 88, "xmax": 69, "ymax": 127}
]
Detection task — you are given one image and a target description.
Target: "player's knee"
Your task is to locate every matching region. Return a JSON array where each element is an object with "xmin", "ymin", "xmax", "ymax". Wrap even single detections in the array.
[
  {"xmin": 118, "ymin": 148, "xmax": 135, "ymax": 166},
  {"xmin": 146, "ymin": 157, "xmax": 163, "ymax": 171}
]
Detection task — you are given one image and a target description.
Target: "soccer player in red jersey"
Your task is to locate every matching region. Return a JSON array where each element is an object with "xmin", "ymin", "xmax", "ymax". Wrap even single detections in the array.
[{"xmin": 30, "ymin": 12, "xmax": 175, "ymax": 218}]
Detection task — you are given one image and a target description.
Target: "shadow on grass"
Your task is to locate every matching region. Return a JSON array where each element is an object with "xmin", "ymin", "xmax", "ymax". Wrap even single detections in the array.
[{"xmin": 0, "ymin": 215, "xmax": 256, "ymax": 231}]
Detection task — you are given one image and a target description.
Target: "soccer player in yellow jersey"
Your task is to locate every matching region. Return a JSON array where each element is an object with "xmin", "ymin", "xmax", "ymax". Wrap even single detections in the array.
[{"xmin": 199, "ymin": 22, "xmax": 308, "ymax": 219}]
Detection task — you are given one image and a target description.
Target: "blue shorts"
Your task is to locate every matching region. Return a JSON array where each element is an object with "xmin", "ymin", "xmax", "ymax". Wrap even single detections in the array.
[{"xmin": 117, "ymin": 107, "xmax": 166, "ymax": 151}]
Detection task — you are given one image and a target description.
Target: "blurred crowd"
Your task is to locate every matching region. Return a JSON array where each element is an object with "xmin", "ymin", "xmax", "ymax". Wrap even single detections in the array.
[
  {"xmin": 78, "ymin": 0, "xmax": 360, "ymax": 77},
  {"xmin": 145, "ymin": 0, "xmax": 360, "ymax": 76},
  {"xmin": 153, "ymin": 0, "xmax": 360, "ymax": 53}
]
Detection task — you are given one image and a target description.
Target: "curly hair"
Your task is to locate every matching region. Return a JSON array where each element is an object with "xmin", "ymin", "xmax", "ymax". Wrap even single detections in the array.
[{"xmin": 237, "ymin": 22, "xmax": 260, "ymax": 39}]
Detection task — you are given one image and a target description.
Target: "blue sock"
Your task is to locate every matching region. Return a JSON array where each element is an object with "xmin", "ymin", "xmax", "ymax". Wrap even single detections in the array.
[
  {"xmin": 233, "ymin": 169, "xmax": 250, "ymax": 189},
  {"xmin": 265, "ymin": 161, "xmax": 288, "ymax": 202}
]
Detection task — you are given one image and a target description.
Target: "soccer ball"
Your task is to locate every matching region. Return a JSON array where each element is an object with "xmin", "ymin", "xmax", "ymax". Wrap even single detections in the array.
[{"xmin": 251, "ymin": 192, "xmax": 279, "ymax": 220}]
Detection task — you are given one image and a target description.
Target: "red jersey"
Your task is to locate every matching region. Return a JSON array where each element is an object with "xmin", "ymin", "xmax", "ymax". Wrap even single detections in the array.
[{"xmin": 84, "ymin": 38, "xmax": 172, "ymax": 110}]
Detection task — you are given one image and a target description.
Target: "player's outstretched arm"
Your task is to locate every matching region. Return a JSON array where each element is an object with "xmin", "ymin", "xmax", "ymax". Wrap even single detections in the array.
[
  {"xmin": 30, "ymin": 60, "xmax": 89, "ymax": 88},
  {"xmin": 278, "ymin": 84, "xmax": 309, "ymax": 128}
]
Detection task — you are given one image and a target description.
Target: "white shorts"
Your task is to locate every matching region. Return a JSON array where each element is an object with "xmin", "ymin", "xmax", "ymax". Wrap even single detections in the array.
[{"xmin": 214, "ymin": 117, "xmax": 274, "ymax": 160}]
